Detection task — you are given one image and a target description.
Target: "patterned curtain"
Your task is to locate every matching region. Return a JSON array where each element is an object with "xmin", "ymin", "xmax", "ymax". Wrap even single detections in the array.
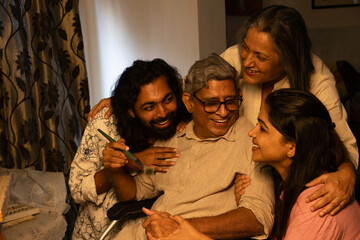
[{"xmin": 0, "ymin": 0, "xmax": 89, "ymax": 174}]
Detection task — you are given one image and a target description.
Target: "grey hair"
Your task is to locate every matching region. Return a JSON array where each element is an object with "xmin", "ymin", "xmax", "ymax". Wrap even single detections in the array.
[{"xmin": 184, "ymin": 54, "xmax": 238, "ymax": 96}]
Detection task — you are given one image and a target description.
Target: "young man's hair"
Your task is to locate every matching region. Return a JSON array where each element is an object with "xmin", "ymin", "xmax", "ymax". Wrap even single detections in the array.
[
  {"xmin": 266, "ymin": 89, "xmax": 348, "ymax": 239},
  {"xmin": 111, "ymin": 59, "xmax": 191, "ymax": 152}
]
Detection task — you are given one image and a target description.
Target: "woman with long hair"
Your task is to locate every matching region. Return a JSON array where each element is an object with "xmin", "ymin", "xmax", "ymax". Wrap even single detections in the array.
[{"xmin": 222, "ymin": 5, "xmax": 357, "ymax": 216}]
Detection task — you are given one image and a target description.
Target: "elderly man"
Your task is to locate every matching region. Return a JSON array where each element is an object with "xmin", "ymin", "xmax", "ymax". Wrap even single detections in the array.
[{"xmin": 105, "ymin": 54, "xmax": 274, "ymax": 240}]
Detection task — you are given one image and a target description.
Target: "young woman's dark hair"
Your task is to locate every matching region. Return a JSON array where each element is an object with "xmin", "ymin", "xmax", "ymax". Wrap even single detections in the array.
[
  {"xmin": 265, "ymin": 89, "xmax": 348, "ymax": 239},
  {"xmin": 111, "ymin": 59, "xmax": 191, "ymax": 152},
  {"xmin": 238, "ymin": 5, "xmax": 314, "ymax": 90}
]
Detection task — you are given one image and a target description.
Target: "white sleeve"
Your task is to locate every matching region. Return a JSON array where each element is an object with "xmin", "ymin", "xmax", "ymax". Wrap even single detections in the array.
[
  {"xmin": 69, "ymin": 108, "xmax": 119, "ymax": 205},
  {"xmin": 310, "ymin": 55, "xmax": 358, "ymax": 169},
  {"xmin": 220, "ymin": 44, "xmax": 242, "ymax": 75}
]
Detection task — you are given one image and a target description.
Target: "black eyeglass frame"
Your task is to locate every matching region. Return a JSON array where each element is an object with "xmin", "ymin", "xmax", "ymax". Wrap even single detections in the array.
[{"xmin": 193, "ymin": 95, "xmax": 243, "ymax": 113}]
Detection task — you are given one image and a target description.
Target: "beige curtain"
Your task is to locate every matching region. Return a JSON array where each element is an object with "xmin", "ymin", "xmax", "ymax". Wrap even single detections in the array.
[{"xmin": 0, "ymin": 0, "xmax": 89, "ymax": 174}]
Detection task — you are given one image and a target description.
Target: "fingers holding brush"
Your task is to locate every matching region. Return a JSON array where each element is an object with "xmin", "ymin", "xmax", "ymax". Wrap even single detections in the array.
[{"xmin": 102, "ymin": 139, "xmax": 129, "ymax": 171}]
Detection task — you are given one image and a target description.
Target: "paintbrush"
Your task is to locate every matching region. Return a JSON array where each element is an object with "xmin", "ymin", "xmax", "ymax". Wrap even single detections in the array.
[{"xmin": 97, "ymin": 129, "xmax": 154, "ymax": 175}]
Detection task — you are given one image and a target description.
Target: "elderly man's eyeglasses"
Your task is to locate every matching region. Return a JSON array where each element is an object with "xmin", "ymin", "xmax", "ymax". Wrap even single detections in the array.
[{"xmin": 193, "ymin": 95, "xmax": 243, "ymax": 113}]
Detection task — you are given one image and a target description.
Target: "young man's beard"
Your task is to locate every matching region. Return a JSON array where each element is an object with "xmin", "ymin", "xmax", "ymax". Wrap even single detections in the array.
[{"xmin": 136, "ymin": 111, "xmax": 178, "ymax": 140}]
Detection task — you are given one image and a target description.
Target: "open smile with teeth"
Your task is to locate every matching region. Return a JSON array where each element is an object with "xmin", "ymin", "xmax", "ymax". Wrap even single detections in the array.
[
  {"xmin": 212, "ymin": 119, "xmax": 228, "ymax": 123},
  {"xmin": 155, "ymin": 119, "xmax": 169, "ymax": 126},
  {"xmin": 252, "ymin": 143, "xmax": 259, "ymax": 149},
  {"xmin": 246, "ymin": 69, "xmax": 257, "ymax": 74}
]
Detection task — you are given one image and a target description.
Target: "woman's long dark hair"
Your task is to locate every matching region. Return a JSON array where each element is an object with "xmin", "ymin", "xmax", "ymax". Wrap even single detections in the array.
[
  {"xmin": 265, "ymin": 89, "xmax": 348, "ymax": 239},
  {"xmin": 238, "ymin": 5, "xmax": 314, "ymax": 90},
  {"xmin": 111, "ymin": 59, "xmax": 191, "ymax": 152}
]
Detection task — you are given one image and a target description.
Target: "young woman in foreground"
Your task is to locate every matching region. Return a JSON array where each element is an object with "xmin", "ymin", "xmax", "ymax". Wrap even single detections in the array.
[{"xmin": 144, "ymin": 89, "xmax": 360, "ymax": 240}]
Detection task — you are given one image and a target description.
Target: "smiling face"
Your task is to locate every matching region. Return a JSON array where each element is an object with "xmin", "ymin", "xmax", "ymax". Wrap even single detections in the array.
[
  {"xmin": 183, "ymin": 79, "xmax": 239, "ymax": 139},
  {"xmin": 240, "ymin": 27, "xmax": 286, "ymax": 86},
  {"xmin": 129, "ymin": 76, "xmax": 178, "ymax": 137},
  {"xmin": 248, "ymin": 104, "xmax": 294, "ymax": 179}
]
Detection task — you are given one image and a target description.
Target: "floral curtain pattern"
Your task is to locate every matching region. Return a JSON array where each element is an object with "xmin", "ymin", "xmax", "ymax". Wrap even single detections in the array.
[{"xmin": 0, "ymin": 0, "xmax": 89, "ymax": 174}]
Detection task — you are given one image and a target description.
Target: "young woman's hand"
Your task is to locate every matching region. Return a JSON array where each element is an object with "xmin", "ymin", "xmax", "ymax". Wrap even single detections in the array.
[
  {"xmin": 234, "ymin": 173, "xmax": 251, "ymax": 206},
  {"xmin": 143, "ymin": 208, "xmax": 211, "ymax": 240},
  {"xmin": 305, "ymin": 162, "xmax": 355, "ymax": 217},
  {"xmin": 88, "ymin": 98, "xmax": 112, "ymax": 121},
  {"xmin": 142, "ymin": 208, "xmax": 179, "ymax": 238}
]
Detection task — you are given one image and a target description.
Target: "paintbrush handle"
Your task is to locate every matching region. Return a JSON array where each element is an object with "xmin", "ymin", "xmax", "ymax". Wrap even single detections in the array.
[{"xmin": 97, "ymin": 129, "xmax": 145, "ymax": 169}]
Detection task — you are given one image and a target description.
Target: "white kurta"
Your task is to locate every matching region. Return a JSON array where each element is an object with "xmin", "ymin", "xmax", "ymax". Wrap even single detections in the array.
[{"xmin": 69, "ymin": 108, "xmax": 120, "ymax": 240}]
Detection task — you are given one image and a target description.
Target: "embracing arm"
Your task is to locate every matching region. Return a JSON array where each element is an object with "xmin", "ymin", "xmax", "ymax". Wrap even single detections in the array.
[
  {"xmin": 305, "ymin": 161, "xmax": 356, "ymax": 216},
  {"xmin": 111, "ymin": 168, "xmax": 137, "ymax": 201},
  {"xmin": 187, "ymin": 207, "xmax": 264, "ymax": 239},
  {"xmin": 88, "ymin": 98, "xmax": 112, "ymax": 120},
  {"xmin": 304, "ymin": 56, "xmax": 358, "ymax": 216},
  {"xmin": 143, "ymin": 166, "xmax": 274, "ymax": 239},
  {"xmin": 94, "ymin": 168, "xmax": 113, "ymax": 195},
  {"xmin": 191, "ymin": 163, "xmax": 274, "ymax": 239},
  {"xmin": 310, "ymin": 54, "xmax": 358, "ymax": 168},
  {"xmin": 143, "ymin": 207, "xmax": 264, "ymax": 239}
]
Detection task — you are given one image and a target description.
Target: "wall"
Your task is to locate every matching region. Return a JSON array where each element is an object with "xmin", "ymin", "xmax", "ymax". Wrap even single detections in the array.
[
  {"xmin": 198, "ymin": 0, "xmax": 227, "ymax": 59},
  {"xmin": 263, "ymin": 0, "xmax": 360, "ymax": 28},
  {"xmin": 263, "ymin": 0, "xmax": 360, "ymax": 71},
  {"xmin": 79, "ymin": 0, "xmax": 226, "ymax": 107}
]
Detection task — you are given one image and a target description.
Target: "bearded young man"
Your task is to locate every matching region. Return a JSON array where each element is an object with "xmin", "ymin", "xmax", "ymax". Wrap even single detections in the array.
[{"xmin": 69, "ymin": 59, "xmax": 191, "ymax": 240}]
